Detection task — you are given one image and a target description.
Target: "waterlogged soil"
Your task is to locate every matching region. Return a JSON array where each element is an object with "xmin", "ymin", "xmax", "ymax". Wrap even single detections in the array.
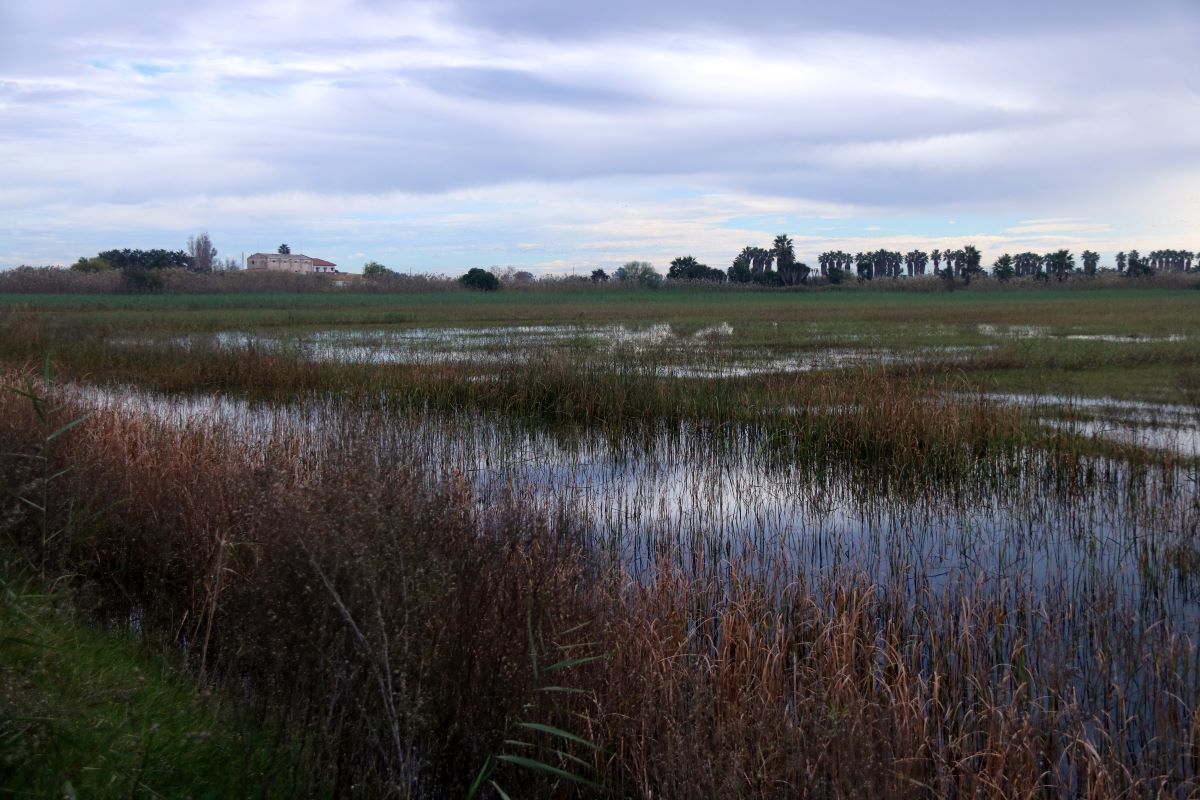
[
  {"xmin": 983, "ymin": 393, "xmax": 1200, "ymax": 455},
  {"xmin": 977, "ymin": 323, "xmax": 1190, "ymax": 343},
  {"xmin": 106, "ymin": 322, "xmax": 1200, "ymax": 454},
  {"xmin": 114, "ymin": 324, "xmax": 989, "ymax": 378}
]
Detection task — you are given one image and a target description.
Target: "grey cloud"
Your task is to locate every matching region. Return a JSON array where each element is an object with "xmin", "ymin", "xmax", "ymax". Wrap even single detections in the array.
[
  {"xmin": 440, "ymin": 0, "xmax": 1194, "ymax": 38},
  {"xmin": 400, "ymin": 66, "xmax": 646, "ymax": 108}
]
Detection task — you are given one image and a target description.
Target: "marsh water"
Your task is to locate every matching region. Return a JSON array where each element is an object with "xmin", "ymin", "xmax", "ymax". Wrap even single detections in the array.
[
  {"xmin": 89, "ymin": 321, "xmax": 1200, "ymax": 755},
  {"xmin": 77, "ymin": 382, "xmax": 1200, "ymax": 604},
  {"xmin": 115, "ymin": 322, "xmax": 1200, "ymax": 454}
]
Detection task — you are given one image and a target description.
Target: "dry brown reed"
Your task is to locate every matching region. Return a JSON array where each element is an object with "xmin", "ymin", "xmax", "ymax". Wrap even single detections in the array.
[{"xmin": 1, "ymin": 373, "xmax": 1196, "ymax": 798}]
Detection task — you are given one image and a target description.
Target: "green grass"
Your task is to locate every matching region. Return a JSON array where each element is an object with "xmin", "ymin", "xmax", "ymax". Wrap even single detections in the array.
[
  {"xmin": 3, "ymin": 286, "xmax": 1197, "ymax": 334},
  {"xmin": 0, "ymin": 560, "xmax": 313, "ymax": 799},
  {"xmin": 2, "ymin": 285, "xmax": 1199, "ymax": 402}
]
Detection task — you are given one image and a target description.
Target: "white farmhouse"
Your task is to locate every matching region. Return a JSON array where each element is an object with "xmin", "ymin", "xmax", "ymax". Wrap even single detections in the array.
[{"xmin": 246, "ymin": 253, "xmax": 339, "ymax": 273}]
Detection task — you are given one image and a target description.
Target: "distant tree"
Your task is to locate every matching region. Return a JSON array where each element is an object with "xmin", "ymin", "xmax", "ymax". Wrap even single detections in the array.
[
  {"xmin": 959, "ymin": 245, "xmax": 984, "ymax": 283},
  {"xmin": 89, "ymin": 249, "xmax": 191, "ymax": 271},
  {"xmin": 942, "ymin": 248, "xmax": 965, "ymax": 279},
  {"xmin": 186, "ymin": 232, "xmax": 218, "ymax": 273},
  {"xmin": 1148, "ymin": 248, "xmax": 1193, "ymax": 272},
  {"xmin": 668, "ymin": 256, "xmax": 725, "ymax": 282},
  {"xmin": 749, "ymin": 247, "xmax": 773, "ymax": 275},
  {"xmin": 930, "ymin": 249, "xmax": 942, "ymax": 275},
  {"xmin": 590, "ymin": 268, "xmax": 609, "ymax": 283},
  {"xmin": 871, "ymin": 249, "xmax": 903, "ymax": 279},
  {"xmin": 1013, "ymin": 252, "xmax": 1043, "ymax": 278},
  {"xmin": 362, "ymin": 261, "xmax": 395, "ymax": 279},
  {"xmin": 817, "ymin": 251, "xmax": 832, "ymax": 277},
  {"xmin": 459, "ymin": 267, "xmax": 500, "ymax": 291},
  {"xmin": 992, "ymin": 254, "xmax": 1015, "ymax": 281},
  {"xmin": 277, "ymin": 244, "xmax": 291, "ymax": 254},
  {"xmin": 1125, "ymin": 249, "xmax": 1153, "ymax": 278},
  {"xmin": 826, "ymin": 265, "xmax": 847, "ymax": 285},
  {"xmin": 1081, "ymin": 250, "xmax": 1100, "ymax": 277},
  {"xmin": 855, "ymin": 252, "xmax": 873, "ymax": 280},
  {"xmin": 728, "ymin": 248, "xmax": 754, "ymax": 283},
  {"xmin": 1043, "ymin": 249, "xmax": 1076, "ymax": 281},
  {"xmin": 667, "ymin": 255, "xmax": 700, "ymax": 279},
  {"xmin": 1115, "ymin": 251, "xmax": 1127, "ymax": 274},
  {"xmin": 70, "ymin": 255, "xmax": 113, "ymax": 272},
  {"xmin": 904, "ymin": 250, "xmax": 929, "ymax": 276},
  {"xmin": 773, "ymin": 234, "xmax": 808, "ymax": 285},
  {"xmin": 615, "ymin": 261, "xmax": 662, "ymax": 287}
]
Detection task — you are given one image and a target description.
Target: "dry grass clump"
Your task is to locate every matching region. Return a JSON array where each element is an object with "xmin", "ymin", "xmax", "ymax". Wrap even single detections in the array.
[
  {"xmin": 2, "ymin": 373, "xmax": 1197, "ymax": 797},
  {"xmin": 0, "ymin": 384, "xmax": 599, "ymax": 795},
  {"xmin": 0, "ymin": 266, "xmax": 123, "ymax": 293}
]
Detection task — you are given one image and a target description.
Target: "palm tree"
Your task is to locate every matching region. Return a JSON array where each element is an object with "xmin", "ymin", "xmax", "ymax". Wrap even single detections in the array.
[
  {"xmin": 750, "ymin": 247, "xmax": 772, "ymax": 275},
  {"xmin": 1014, "ymin": 252, "xmax": 1042, "ymax": 277},
  {"xmin": 1080, "ymin": 250, "xmax": 1100, "ymax": 276},
  {"xmin": 931, "ymin": 249, "xmax": 942, "ymax": 274},
  {"xmin": 905, "ymin": 250, "xmax": 928, "ymax": 277},
  {"xmin": 1125, "ymin": 249, "xmax": 1153, "ymax": 277},
  {"xmin": 961, "ymin": 245, "xmax": 982, "ymax": 282},
  {"xmin": 942, "ymin": 249, "xmax": 961, "ymax": 278},
  {"xmin": 855, "ymin": 252, "xmax": 873, "ymax": 280},
  {"xmin": 993, "ymin": 254, "xmax": 1015, "ymax": 281},
  {"xmin": 1115, "ymin": 251, "xmax": 1127, "ymax": 274},
  {"xmin": 773, "ymin": 234, "xmax": 803, "ymax": 284},
  {"xmin": 729, "ymin": 247, "xmax": 755, "ymax": 282},
  {"xmin": 886, "ymin": 250, "xmax": 903, "ymax": 278},
  {"xmin": 1044, "ymin": 249, "xmax": 1075, "ymax": 281}
]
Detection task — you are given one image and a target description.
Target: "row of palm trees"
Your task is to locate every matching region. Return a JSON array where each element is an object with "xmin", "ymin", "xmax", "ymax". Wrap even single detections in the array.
[
  {"xmin": 1145, "ymin": 249, "xmax": 1195, "ymax": 272},
  {"xmin": 718, "ymin": 237, "xmax": 1198, "ymax": 283},
  {"xmin": 727, "ymin": 235, "xmax": 810, "ymax": 285}
]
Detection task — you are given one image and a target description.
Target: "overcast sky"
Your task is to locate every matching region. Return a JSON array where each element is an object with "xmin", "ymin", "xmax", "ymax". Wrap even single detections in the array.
[{"xmin": 1, "ymin": 0, "xmax": 1198, "ymax": 273}]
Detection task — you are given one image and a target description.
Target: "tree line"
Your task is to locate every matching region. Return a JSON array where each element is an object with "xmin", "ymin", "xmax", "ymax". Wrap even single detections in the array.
[
  {"xmin": 70, "ymin": 233, "xmax": 238, "ymax": 275},
  {"xmin": 61, "ymin": 231, "xmax": 1198, "ymax": 290},
  {"xmin": 580, "ymin": 238, "xmax": 1198, "ymax": 287}
]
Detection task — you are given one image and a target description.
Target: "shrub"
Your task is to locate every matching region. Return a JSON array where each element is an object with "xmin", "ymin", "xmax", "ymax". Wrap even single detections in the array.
[{"xmin": 459, "ymin": 268, "xmax": 500, "ymax": 291}]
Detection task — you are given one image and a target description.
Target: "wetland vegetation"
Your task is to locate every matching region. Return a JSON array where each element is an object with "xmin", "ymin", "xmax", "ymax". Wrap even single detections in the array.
[{"xmin": 3, "ymin": 282, "xmax": 1200, "ymax": 797}]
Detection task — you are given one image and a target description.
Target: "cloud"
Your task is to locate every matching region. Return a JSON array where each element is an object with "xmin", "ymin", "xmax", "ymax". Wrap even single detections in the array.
[{"xmin": 1, "ymin": 0, "xmax": 1198, "ymax": 270}]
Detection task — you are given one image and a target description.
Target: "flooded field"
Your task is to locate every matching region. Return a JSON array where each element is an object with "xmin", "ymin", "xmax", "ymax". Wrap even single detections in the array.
[
  {"xmin": 115, "ymin": 323, "xmax": 989, "ymax": 378},
  {"xmin": 105, "ymin": 322, "xmax": 1200, "ymax": 455},
  {"xmin": 67, "ymin": 385, "xmax": 1200, "ymax": 750},
  {"xmin": 5, "ymin": 288, "xmax": 1200, "ymax": 796},
  {"xmin": 75, "ymin": 384, "xmax": 1199, "ymax": 593}
]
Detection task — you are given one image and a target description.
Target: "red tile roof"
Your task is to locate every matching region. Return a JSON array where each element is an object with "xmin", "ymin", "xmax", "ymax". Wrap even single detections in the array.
[{"xmin": 312, "ymin": 258, "xmax": 337, "ymax": 267}]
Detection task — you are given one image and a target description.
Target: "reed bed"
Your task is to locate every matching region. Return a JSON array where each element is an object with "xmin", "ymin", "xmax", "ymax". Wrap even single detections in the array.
[
  {"xmin": 3, "ymin": 370, "xmax": 1199, "ymax": 798},
  {"xmin": 0, "ymin": 312, "xmax": 1142, "ymax": 479}
]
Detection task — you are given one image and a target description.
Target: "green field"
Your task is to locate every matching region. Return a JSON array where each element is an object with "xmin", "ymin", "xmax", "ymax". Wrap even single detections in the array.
[{"xmin": 2, "ymin": 286, "xmax": 1198, "ymax": 402}]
